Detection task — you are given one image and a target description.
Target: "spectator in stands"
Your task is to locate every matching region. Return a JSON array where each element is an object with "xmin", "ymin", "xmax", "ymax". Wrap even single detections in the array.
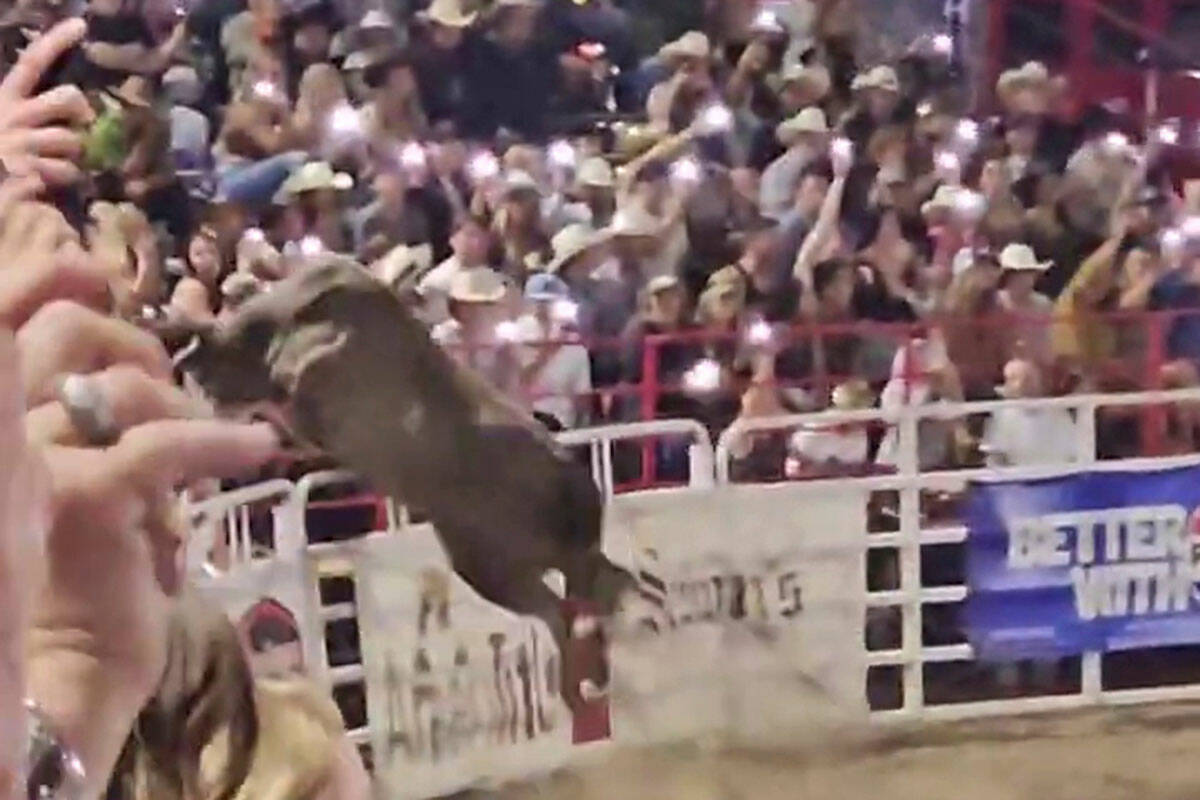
[
  {"xmin": 362, "ymin": 50, "xmax": 428, "ymax": 144},
  {"xmin": 420, "ymin": 215, "xmax": 495, "ymax": 323},
  {"xmin": 759, "ymin": 107, "xmax": 828, "ymax": 221},
  {"xmin": 997, "ymin": 243, "xmax": 1054, "ymax": 365},
  {"xmin": 410, "ymin": 0, "xmax": 478, "ymax": 128},
  {"xmin": 876, "ymin": 337, "xmax": 966, "ymax": 471},
  {"xmin": 433, "ymin": 265, "xmax": 522, "ymax": 395},
  {"xmin": 982, "ymin": 358, "xmax": 1077, "ymax": 467},
  {"xmin": 169, "ymin": 224, "xmax": 228, "ymax": 322},
  {"xmin": 352, "ymin": 164, "xmax": 431, "ymax": 263},
  {"xmin": 276, "ymin": 160, "xmax": 354, "ymax": 254},
  {"xmin": 785, "ymin": 378, "xmax": 874, "ymax": 478},
  {"xmin": 515, "ymin": 273, "xmax": 592, "ymax": 430}
]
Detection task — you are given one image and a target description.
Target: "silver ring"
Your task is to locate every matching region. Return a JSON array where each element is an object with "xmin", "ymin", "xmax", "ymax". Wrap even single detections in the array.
[{"xmin": 58, "ymin": 373, "xmax": 118, "ymax": 446}]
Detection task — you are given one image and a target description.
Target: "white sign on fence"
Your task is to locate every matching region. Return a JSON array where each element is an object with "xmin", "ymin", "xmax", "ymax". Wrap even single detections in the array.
[{"xmin": 357, "ymin": 484, "xmax": 869, "ymax": 797}]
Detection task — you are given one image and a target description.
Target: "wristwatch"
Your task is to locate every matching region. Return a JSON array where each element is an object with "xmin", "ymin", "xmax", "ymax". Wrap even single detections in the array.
[{"xmin": 25, "ymin": 699, "xmax": 85, "ymax": 800}]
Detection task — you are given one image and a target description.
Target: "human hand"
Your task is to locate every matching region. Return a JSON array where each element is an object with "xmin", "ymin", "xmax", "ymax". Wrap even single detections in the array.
[
  {"xmin": 0, "ymin": 196, "xmax": 109, "ymax": 329},
  {"xmin": 0, "ymin": 19, "xmax": 95, "ymax": 184},
  {"xmin": 28, "ymin": 417, "xmax": 276, "ymax": 795}
]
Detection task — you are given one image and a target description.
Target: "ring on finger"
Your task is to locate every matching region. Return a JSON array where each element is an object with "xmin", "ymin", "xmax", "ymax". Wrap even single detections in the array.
[{"xmin": 57, "ymin": 372, "xmax": 118, "ymax": 446}]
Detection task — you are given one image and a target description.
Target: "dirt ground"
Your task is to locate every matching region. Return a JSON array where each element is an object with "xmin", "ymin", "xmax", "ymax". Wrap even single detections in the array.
[{"xmin": 470, "ymin": 702, "xmax": 1200, "ymax": 800}]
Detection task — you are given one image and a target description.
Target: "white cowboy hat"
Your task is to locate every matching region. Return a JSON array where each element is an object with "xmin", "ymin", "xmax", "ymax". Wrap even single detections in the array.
[
  {"xmin": 493, "ymin": 0, "xmax": 542, "ymax": 8},
  {"xmin": 449, "ymin": 266, "xmax": 508, "ymax": 303},
  {"xmin": 778, "ymin": 63, "xmax": 831, "ymax": 99},
  {"xmin": 418, "ymin": 0, "xmax": 477, "ymax": 27},
  {"xmin": 609, "ymin": 205, "xmax": 660, "ymax": 238},
  {"xmin": 851, "ymin": 65, "xmax": 900, "ymax": 94},
  {"xmin": 996, "ymin": 61, "xmax": 1050, "ymax": 96},
  {"xmin": 999, "ymin": 243, "xmax": 1051, "ymax": 273},
  {"xmin": 576, "ymin": 156, "xmax": 615, "ymax": 189},
  {"xmin": 776, "ymin": 106, "xmax": 828, "ymax": 145},
  {"xmin": 921, "ymin": 183, "xmax": 962, "ymax": 216},
  {"xmin": 503, "ymin": 170, "xmax": 541, "ymax": 196},
  {"xmin": 371, "ymin": 243, "xmax": 434, "ymax": 288},
  {"xmin": 547, "ymin": 223, "xmax": 612, "ymax": 273},
  {"xmin": 359, "ymin": 9, "xmax": 392, "ymax": 29},
  {"xmin": 277, "ymin": 161, "xmax": 353, "ymax": 199},
  {"xmin": 658, "ymin": 31, "xmax": 710, "ymax": 64},
  {"xmin": 343, "ymin": 47, "xmax": 391, "ymax": 70},
  {"xmin": 645, "ymin": 274, "xmax": 681, "ymax": 294}
]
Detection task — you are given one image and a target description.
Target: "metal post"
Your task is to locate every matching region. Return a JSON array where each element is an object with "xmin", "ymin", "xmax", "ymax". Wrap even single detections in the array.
[{"xmin": 639, "ymin": 336, "xmax": 660, "ymax": 486}]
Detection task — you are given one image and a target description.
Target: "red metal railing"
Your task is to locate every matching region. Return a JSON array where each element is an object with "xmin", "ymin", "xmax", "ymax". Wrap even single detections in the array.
[{"xmin": 443, "ymin": 308, "xmax": 1200, "ymax": 490}]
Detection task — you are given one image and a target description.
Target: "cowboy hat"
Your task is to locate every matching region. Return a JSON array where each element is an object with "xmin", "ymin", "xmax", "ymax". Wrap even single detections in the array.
[
  {"xmin": 547, "ymin": 223, "xmax": 611, "ymax": 273},
  {"xmin": 996, "ymin": 61, "xmax": 1050, "ymax": 96},
  {"xmin": 449, "ymin": 266, "xmax": 508, "ymax": 303},
  {"xmin": 921, "ymin": 183, "xmax": 962, "ymax": 216},
  {"xmin": 343, "ymin": 47, "xmax": 389, "ymax": 70},
  {"xmin": 706, "ymin": 264, "xmax": 746, "ymax": 290},
  {"xmin": 658, "ymin": 31, "xmax": 710, "ymax": 64},
  {"xmin": 777, "ymin": 63, "xmax": 831, "ymax": 99},
  {"xmin": 830, "ymin": 379, "xmax": 874, "ymax": 410},
  {"xmin": 277, "ymin": 161, "xmax": 353, "ymax": 199},
  {"xmin": 999, "ymin": 243, "xmax": 1051, "ymax": 273},
  {"xmin": 608, "ymin": 205, "xmax": 660, "ymax": 238},
  {"xmin": 418, "ymin": 0, "xmax": 477, "ymax": 27},
  {"xmin": 359, "ymin": 9, "xmax": 392, "ymax": 29},
  {"xmin": 851, "ymin": 65, "xmax": 899, "ymax": 94},
  {"xmin": 371, "ymin": 243, "xmax": 434, "ymax": 289},
  {"xmin": 645, "ymin": 274, "xmax": 681, "ymax": 295},
  {"xmin": 776, "ymin": 106, "xmax": 828, "ymax": 146},
  {"xmin": 576, "ymin": 156, "xmax": 615, "ymax": 189},
  {"xmin": 502, "ymin": 170, "xmax": 541, "ymax": 197}
]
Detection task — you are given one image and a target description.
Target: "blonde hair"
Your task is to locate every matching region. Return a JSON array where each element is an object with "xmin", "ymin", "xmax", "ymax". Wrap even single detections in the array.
[
  {"xmin": 200, "ymin": 679, "xmax": 349, "ymax": 800},
  {"xmin": 112, "ymin": 597, "xmax": 357, "ymax": 800}
]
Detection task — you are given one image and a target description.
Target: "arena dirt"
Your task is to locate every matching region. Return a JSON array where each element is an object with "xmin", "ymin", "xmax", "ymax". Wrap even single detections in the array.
[{"xmin": 463, "ymin": 702, "xmax": 1200, "ymax": 800}]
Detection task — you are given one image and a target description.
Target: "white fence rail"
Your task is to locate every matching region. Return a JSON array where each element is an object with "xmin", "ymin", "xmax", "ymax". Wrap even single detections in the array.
[{"xmin": 188, "ymin": 387, "xmax": 1200, "ymax": 772}]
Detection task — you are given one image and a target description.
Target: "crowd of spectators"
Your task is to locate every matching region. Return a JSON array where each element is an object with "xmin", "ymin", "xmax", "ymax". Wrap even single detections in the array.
[
  {"xmin": 3, "ymin": 0, "xmax": 1200, "ymax": 790},
  {"xmin": 1, "ymin": 0, "xmax": 1199, "ymax": 489}
]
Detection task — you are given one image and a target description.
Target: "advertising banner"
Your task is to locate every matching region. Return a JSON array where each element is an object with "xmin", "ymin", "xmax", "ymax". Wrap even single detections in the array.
[
  {"xmin": 357, "ymin": 484, "xmax": 869, "ymax": 798},
  {"xmin": 966, "ymin": 464, "xmax": 1200, "ymax": 661}
]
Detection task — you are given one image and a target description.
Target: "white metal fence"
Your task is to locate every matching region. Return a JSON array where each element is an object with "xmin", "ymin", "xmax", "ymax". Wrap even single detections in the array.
[{"xmin": 188, "ymin": 387, "xmax": 1200, "ymax": 760}]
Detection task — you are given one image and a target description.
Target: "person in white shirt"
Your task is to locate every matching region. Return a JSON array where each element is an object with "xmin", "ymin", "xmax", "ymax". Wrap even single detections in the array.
[
  {"xmin": 982, "ymin": 358, "xmax": 1078, "ymax": 467},
  {"xmin": 786, "ymin": 380, "xmax": 874, "ymax": 478},
  {"xmin": 514, "ymin": 273, "xmax": 593, "ymax": 430},
  {"xmin": 431, "ymin": 266, "xmax": 522, "ymax": 398},
  {"xmin": 417, "ymin": 215, "xmax": 493, "ymax": 324}
]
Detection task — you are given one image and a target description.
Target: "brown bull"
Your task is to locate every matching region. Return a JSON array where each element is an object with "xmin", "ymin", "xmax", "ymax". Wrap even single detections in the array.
[{"xmin": 179, "ymin": 257, "xmax": 632, "ymax": 709}]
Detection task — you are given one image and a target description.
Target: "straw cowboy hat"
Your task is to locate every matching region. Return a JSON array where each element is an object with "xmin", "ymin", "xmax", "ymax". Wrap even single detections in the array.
[
  {"xmin": 546, "ymin": 223, "xmax": 611, "ymax": 273},
  {"xmin": 777, "ymin": 62, "xmax": 831, "ymax": 99},
  {"xmin": 921, "ymin": 183, "xmax": 962, "ymax": 216},
  {"xmin": 706, "ymin": 264, "xmax": 747, "ymax": 290},
  {"xmin": 851, "ymin": 65, "xmax": 900, "ymax": 94},
  {"xmin": 776, "ymin": 106, "xmax": 828, "ymax": 146},
  {"xmin": 999, "ymin": 243, "xmax": 1050, "ymax": 273},
  {"xmin": 449, "ymin": 266, "xmax": 508, "ymax": 303},
  {"xmin": 371, "ymin": 242, "xmax": 434, "ymax": 289},
  {"xmin": 609, "ymin": 205, "xmax": 661, "ymax": 238},
  {"xmin": 658, "ymin": 31, "xmax": 710, "ymax": 65},
  {"xmin": 277, "ymin": 161, "xmax": 353, "ymax": 199},
  {"xmin": 996, "ymin": 61, "xmax": 1050, "ymax": 97},
  {"xmin": 576, "ymin": 156, "xmax": 615, "ymax": 189},
  {"xmin": 418, "ymin": 0, "xmax": 477, "ymax": 27},
  {"xmin": 830, "ymin": 378, "xmax": 874, "ymax": 410}
]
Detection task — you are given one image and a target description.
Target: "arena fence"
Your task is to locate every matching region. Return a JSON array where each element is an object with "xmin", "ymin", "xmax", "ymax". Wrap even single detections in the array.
[{"xmin": 187, "ymin": 385, "xmax": 1200, "ymax": 792}]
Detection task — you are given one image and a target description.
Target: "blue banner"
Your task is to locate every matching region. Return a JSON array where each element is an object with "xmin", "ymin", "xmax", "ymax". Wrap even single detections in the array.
[{"xmin": 965, "ymin": 464, "xmax": 1200, "ymax": 661}]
